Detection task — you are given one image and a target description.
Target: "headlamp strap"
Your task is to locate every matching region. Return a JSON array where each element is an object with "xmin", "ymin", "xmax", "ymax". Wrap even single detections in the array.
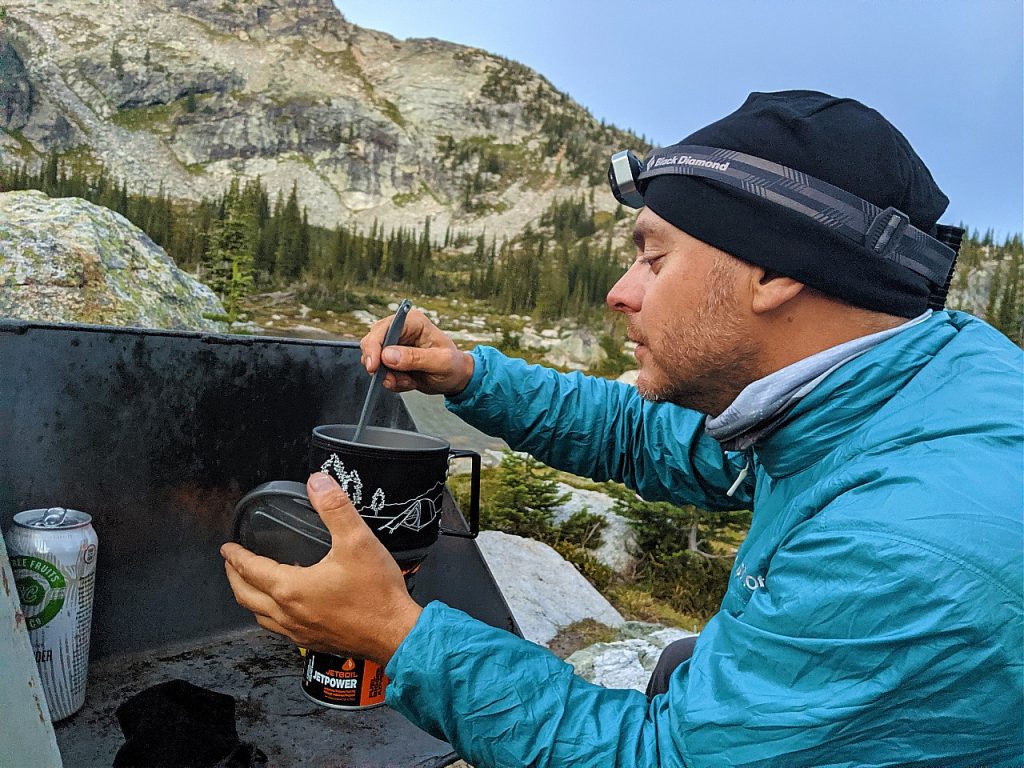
[{"xmin": 637, "ymin": 145, "xmax": 955, "ymax": 285}]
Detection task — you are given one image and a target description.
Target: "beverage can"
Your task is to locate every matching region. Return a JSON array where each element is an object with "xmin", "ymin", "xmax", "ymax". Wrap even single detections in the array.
[{"xmin": 5, "ymin": 507, "xmax": 98, "ymax": 721}]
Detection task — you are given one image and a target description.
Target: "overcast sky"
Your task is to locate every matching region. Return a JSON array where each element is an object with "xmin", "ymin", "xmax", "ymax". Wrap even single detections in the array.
[{"xmin": 335, "ymin": 0, "xmax": 1023, "ymax": 239}]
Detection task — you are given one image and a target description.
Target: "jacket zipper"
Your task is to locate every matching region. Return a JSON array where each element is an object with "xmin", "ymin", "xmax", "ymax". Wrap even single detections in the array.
[{"xmin": 726, "ymin": 451, "xmax": 753, "ymax": 497}]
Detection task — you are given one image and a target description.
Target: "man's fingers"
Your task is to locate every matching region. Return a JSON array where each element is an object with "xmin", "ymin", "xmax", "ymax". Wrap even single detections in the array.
[
  {"xmin": 360, "ymin": 316, "xmax": 394, "ymax": 373},
  {"xmin": 360, "ymin": 310, "xmax": 435, "ymax": 374},
  {"xmin": 221, "ymin": 542, "xmax": 295, "ymax": 597},
  {"xmin": 381, "ymin": 343, "xmax": 453, "ymax": 375},
  {"xmin": 359, "ymin": 313, "xmax": 403, "ymax": 372},
  {"xmin": 254, "ymin": 613, "xmax": 292, "ymax": 640},
  {"xmin": 388, "ymin": 372, "xmax": 419, "ymax": 391},
  {"xmin": 223, "ymin": 558, "xmax": 284, "ymax": 619}
]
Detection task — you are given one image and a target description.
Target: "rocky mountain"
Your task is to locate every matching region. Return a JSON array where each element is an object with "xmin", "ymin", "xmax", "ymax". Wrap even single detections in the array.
[{"xmin": 0, "ymin": 0, "xmax": 642, "ymax": 238}]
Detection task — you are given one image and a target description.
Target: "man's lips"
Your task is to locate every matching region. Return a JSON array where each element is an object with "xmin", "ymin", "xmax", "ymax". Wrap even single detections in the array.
[
  {"xmin": 626, "ymin": 325, "xmax": 648, "ymax": 360},
  {"xmin": 626, "ymin": 331, "xmax": 647, "ymax": 359}
]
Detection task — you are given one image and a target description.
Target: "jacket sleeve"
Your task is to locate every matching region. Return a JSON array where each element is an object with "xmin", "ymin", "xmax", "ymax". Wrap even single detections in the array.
[
  {"xmin": 386, "ymin": 529, "xmax": 1021, "ymax": 767},
  {"xmin": 385, "ymin": 601, "xmax": 677, "ymax": 768},
  {"xmin": 445, "ymin": 346, "xmax": 752, "ymax": 511}
]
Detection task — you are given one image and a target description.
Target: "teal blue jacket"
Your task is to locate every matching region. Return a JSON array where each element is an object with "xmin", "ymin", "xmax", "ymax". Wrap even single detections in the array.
[{"xmin": 385, "ymin": 311, "xmax": 1023, "ymax": 767}]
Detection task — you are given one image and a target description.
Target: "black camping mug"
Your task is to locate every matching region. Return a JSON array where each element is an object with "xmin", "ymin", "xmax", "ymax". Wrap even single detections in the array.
[{"xmin": 308, "ymin": 424, "xmax": 480, "ymax": 562}]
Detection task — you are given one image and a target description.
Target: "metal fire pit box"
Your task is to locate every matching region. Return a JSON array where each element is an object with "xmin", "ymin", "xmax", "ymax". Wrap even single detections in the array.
[{"xmin": 0, "ymin": 320, "xmax": 519, "ymax": 767}]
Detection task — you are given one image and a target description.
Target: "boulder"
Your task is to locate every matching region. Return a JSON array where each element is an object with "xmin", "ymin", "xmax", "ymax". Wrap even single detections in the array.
[
  {"xmin": 518, "ymin": 329, "xmax": 546, "ymax": 350},
  {"xmin": 518, "ymin": 327, "xmax": 558, "ymax": 351},
  {"xmin": 475, "ymin": 530, "xmax": 624, "ymax": 646},
  {"xmin": 350, "ymin": 309, "xmax": 377, "ymax": 325},
  {"xmin": 0, "ymin": 190, "xmax": 226, "ymax": 330},
  {"xmin": 544, "ymin": 328, "xmax": 607, "ymax": 371},
  {"xmin": 448, "ymin": 330, "xmax": 498, "ymax": 344},
  {"xmin": 551, "ymin": 482, "xmax": 638, "ymax": 576},
  {"xmin": 566, "ymin": 621, "xmax": 698, "ymax": 692}
]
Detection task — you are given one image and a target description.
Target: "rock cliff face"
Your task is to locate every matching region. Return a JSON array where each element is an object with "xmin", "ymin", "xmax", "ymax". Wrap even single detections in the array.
[
  {"xmin": 0, "ymin": 37, "xmax": 32, "ymax": 131},
  {"xmin": 0, "ymin": 190, "xmax": 227, "ymax": 329},
  {"xmin": 0, "ymin": 0, "xmax": 640, "ymax": 238}
]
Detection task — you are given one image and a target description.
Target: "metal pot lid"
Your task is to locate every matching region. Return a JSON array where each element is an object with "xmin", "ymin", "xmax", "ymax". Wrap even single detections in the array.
[{"xmin": 232, "ymin": 480, "xmax": 330, "ymax": 568}]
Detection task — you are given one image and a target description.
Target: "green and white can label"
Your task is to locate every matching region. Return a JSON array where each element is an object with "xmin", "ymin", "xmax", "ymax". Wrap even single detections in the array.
[{"xmin": 12, "ymin": 556, "xmax": 67, "ymax": 630}]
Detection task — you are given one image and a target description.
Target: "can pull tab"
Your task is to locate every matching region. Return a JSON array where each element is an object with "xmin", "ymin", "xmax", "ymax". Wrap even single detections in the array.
[{"xmin": 41, "ymin": 507, "xmax": 69, "ymax": 527}]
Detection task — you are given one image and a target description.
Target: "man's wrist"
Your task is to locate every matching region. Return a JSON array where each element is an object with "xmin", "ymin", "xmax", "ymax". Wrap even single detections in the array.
[
  {"xmin": 444, "ymin": 349, "xmax": 477, "ymax": 399},
  {"xmin": 375, "ymin": 598, "xmax": 423, "ymax": 667},
  {"xmin": 455, "ymin": 351, "xmax": 475, "ymax": 395}
]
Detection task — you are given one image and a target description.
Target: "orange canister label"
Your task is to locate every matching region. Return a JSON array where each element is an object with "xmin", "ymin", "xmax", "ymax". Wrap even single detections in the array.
[{"xmin": 301, "ymin": 651, "xmax": 387, "ymax": 709}]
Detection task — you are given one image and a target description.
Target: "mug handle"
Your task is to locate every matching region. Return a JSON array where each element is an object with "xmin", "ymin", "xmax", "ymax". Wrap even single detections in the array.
[{"xmin": 442, "ymin": 449, "xmax": 480, "ymax": 539}]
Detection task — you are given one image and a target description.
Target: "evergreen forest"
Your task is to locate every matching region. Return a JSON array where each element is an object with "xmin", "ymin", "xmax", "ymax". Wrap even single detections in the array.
[
  {"xmin": 1, "ymin": 154, "xmax": 1021, "ymax": 345},
  {"xmin": 2, "ymin": 154, "xmax": 630, "ymax": 325}
]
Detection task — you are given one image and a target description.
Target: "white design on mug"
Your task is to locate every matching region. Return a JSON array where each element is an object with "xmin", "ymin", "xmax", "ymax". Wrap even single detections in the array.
[
  {"xmin": 320, "ymin": 453, "xmax": 442, "ymax": 534},
  {"xmin": 370, "ymin": 488, "xmax": 385, "ymax": 514},
  {"xmin": 320, "ymin": 454, "xmax": 364, "ymax": 506}
]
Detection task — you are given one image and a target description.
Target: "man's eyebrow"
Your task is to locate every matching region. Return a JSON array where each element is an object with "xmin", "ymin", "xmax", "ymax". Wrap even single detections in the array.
[{"xmin": 632, "ymin": 219, "xmax": 656, "ymax": 249}]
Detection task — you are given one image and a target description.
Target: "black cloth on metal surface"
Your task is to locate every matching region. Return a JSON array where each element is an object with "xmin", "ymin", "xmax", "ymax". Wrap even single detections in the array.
[{"xmin": 112, "ymin": 679, "xmax": 266, "ymax": 768}]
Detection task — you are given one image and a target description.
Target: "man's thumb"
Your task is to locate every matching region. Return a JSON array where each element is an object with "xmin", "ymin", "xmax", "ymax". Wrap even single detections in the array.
[{"xmin": 307, "ymin": 472, "xmax": 362, "ymax": 537}]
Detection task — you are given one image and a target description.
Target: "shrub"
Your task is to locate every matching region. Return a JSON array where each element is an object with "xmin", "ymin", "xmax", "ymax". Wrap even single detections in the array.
[
  {"xmin": 484, "ymin": 453, "xmax": 567, "ymax": 540},
  {"xmin": 640, "ymin": 550, "xmax": 733, "ymax": 618},
  {"xmin": 615, "ymin": 493, "xmax": 749, "ymax": 620},
  {"xmin": 557, "ymin": 509, "xmax": 606, "ymax": 550},
  {"xmin": 593, "ymin": 333, "xmax": 634, "ymax": 378},
  {"xmin": 605, "ymin": 585, "xmax": 705, "ymax": 631},
  {"xmin": 452, "ymin": 453, "xmax": 612, "ymax": 554},
  {"xmin": 552, "ymin": 540, "xmax": 614, "ymax": 591}
]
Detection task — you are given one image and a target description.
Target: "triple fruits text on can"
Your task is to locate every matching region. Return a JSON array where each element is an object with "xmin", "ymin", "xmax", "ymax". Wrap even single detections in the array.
[
  {"xmin": 300, "ymin": 559, "xmax": 421, "ymax": 710},
  {"xmin": 6, "ymin": 507, "xmax": 98, "ymax": 722}
]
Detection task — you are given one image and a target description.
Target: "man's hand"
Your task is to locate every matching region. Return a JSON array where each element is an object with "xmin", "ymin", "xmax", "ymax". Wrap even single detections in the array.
[
  {"xmin": 221, "ymin": 473, "xmax": 422, "ymax": 666},
  {"xmin": 360, "ymin": 308, "xmax": 474, "ymax": 396}
]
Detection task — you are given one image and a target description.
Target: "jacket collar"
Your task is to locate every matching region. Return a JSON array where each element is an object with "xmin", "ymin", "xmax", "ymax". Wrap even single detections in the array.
[
  {"xmin": 752, "ymin": 312, "xmax": 957, "ymax": 479},
  {"xmin": 706, "ymin": 311, "xmax": 931, "ymax": 451}
]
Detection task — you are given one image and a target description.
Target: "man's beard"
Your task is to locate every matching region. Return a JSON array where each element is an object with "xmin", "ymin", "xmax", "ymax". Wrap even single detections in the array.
[{"xmin": 632, "ymin": 259, "xmax": 761, "ymax": 417}]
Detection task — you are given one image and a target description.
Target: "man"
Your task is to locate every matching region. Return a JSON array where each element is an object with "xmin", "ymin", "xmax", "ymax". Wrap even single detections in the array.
[{"xmin": 222, "ymin": 91, "xmax": 1023, "ymax": 766}]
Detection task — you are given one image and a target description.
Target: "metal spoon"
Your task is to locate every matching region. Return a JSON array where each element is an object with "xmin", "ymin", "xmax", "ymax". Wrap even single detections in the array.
[{"xmin": 353, "ymin": 299, "xmax": 412, "ymax": 444}]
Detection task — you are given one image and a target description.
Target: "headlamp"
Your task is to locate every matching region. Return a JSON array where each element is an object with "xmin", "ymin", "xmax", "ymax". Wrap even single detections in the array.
[
  {"xmin": 607, "ymin": 144, "xmax": 957, "ymax": 289},
  {"xmin": 607, "ymin": 151, "xmax": 645, "ymax": 209}
]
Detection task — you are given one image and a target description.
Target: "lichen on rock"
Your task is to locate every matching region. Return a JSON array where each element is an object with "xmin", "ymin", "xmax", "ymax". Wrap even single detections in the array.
[
  {"xmin": 566, "ymin": 621, "xmax": 698, "ymax": 692},
  {"xmin": 0, "ymin": 189, "xmax": 227, "ymax": 330}
]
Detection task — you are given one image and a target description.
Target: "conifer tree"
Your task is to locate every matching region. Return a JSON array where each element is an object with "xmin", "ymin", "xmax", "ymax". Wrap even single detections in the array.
[
  {"xmin": 996, "ymin": 257, "xmax": 1022, "ymax": 342},
  {"xmin": 486, "ymin": 452, "xmax": 570, "ymax": 543},
  {"xmin": 203, "ymin": 180, "xmax": 256, "ymax": 321},
  {"xmin": 273, "ymin": 183, "xmax": 304, "ymax": 280},
  {"xmin": 110, "ymin": 44, "xmax": 124, "ymax": 77},
  {"xmin": 536, "ymin": 247, "xmax": 568, "ymax": 320}
]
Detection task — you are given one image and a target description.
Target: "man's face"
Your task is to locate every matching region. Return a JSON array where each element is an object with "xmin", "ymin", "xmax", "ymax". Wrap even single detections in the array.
[{"xmin": 606, "ymin": 208, "xmax": 760, "ymax": 416}]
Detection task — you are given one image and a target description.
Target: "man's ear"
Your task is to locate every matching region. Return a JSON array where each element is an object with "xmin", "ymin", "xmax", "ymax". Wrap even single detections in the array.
[{"xmin": 750, "ymin": 268, "xmax": 805, "ymax": 314}]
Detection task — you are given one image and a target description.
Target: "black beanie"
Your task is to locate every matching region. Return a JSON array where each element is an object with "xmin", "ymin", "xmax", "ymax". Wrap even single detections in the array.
[{"xmin": 642, "ymin": 90, "xmax": 949, "ymax": 317}]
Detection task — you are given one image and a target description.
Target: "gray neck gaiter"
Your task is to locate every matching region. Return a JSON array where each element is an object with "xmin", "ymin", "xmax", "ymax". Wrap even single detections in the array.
[{"xmin": 705, "ymin": 310, "xmax": 931, "ymax": 451}]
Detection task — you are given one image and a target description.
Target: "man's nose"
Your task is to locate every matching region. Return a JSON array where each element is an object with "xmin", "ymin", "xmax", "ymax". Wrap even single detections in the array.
[{"xmin": 607, "ymin": 262, "xmax": 644, "ymax": 314}]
